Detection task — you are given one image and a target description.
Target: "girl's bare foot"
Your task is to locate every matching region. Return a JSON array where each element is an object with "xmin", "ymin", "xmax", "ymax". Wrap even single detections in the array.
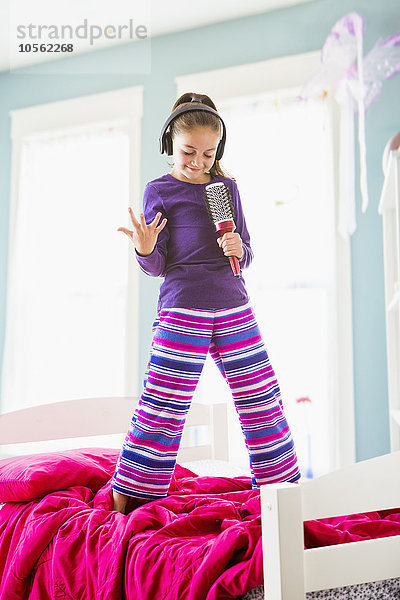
[{"xmin": 112, "ymin": 489, "xmax": 129, "ymax": 514}]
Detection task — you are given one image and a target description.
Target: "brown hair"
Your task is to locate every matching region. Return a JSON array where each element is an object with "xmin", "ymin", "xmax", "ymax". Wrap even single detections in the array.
[{"xmin": 168, "ymin": 92, "xmax": 235, "ymax": 180}]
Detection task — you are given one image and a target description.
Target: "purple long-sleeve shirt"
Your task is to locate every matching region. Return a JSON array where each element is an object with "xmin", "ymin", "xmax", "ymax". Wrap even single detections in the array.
[{"xmin": 135, "ymin": 173, "xmax": 254, "ymax": 311}]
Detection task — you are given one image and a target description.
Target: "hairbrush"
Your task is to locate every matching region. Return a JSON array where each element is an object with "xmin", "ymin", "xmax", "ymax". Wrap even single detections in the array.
[{"xmin": 204, "ymin": 182, "xmax": 240, "ymax": 277}]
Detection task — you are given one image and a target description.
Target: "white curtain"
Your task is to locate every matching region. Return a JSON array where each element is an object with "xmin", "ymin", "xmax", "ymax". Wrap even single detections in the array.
[{"xmin": 1, "ymin": 125, "xmax": 130, "ymax": 415}]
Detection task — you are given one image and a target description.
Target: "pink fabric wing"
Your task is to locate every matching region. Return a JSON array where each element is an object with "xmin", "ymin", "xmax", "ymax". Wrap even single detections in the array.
[
  {"xmin": 361, "ymin": 32, "xmax": 400, "ymax": 108},
  {"xmin": 299, "ymin": 12, "xmax": 365, "ymax": 100}
]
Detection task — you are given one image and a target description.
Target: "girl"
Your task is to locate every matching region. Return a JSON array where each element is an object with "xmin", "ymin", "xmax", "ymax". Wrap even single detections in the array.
[{"xmin": 112, "ymin": 92, "xmax": 301, "ymax": 514}]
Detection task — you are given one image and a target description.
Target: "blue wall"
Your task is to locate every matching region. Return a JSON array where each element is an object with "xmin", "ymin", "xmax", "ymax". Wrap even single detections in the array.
[{"xmin": 1, "ymin": 0, "xmax": 399, "ymax": 460}]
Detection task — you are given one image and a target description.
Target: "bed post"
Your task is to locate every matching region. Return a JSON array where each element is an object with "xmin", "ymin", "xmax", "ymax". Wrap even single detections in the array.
[{"xmin": 260, "ymin": 482, "xmax": 305, "ymax": 600}]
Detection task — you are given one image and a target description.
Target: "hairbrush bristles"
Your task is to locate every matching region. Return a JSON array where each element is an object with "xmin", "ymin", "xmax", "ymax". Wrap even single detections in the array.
[
  {"xmin": 204, "ymin": 182, "xmax": 240, "ymax": 278},
  {"xmin": 204, "ymin": 183, "xmax": 235, "ymax": 224}
]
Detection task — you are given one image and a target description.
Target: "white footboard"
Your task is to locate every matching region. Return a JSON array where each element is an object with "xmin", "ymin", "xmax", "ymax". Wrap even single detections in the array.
[{"xmin": 261, "ymin": 451, "xmax": 400, "ymax": 599}]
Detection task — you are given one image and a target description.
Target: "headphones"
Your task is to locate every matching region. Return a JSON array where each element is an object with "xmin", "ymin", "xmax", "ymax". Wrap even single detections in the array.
[{"xmin": 159, "ymin": 95, "xmax": 226, "ymax": 161}]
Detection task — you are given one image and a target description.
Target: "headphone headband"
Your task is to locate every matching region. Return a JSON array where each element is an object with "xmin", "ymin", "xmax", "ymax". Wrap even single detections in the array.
[{"xmin": 159, "ymin": 101, "xmax": 226, "ymax": 161}]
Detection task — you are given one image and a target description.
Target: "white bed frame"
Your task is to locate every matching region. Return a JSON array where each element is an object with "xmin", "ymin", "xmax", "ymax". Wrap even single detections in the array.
[
  {"xmin": 0, "ymin": 396, "xmax": 229, "ymax": 462},
  {"xmin": 1, "ymin": 397, "xmax": 400, "ymax": 599},
  {"xmin": 261, "ymin": 452, "xmax": 400, "ymax": 598}
]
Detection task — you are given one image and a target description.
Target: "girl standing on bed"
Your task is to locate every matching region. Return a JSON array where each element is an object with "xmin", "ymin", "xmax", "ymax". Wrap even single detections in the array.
[{"xmin": 112, "ymin": 92, "xmax": 301, "ymax": 514}]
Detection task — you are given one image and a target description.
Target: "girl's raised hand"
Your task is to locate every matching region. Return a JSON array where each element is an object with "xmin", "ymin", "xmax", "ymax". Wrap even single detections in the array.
[{"xmin": 118, "ymin": 208, "xmax": 167, "ymax": 256}]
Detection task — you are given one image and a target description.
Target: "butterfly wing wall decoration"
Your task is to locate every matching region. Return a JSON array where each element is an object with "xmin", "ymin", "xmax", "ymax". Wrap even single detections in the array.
[{"xmin": 300, "ymin": 12, "xmax": 400, "ymax": 237}]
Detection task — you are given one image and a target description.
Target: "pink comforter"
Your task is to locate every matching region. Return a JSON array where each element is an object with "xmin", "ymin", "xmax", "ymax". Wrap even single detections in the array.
[{"xmin": 0, "ymin": 449, "xmax": 399, "ymax": 599}]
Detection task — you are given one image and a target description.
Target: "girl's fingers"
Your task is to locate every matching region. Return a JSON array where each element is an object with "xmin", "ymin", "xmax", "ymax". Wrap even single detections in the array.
[
  {"xmin": 219, "ymin": 234, "xmax": 241, "ymax": 250},
  {"xmin": 218, "ymin": 232, "xmax": 242, "ymax": 257},
  {"xmin": 133, "ymin": 211, "xmax": 167, "ymax": 232},
  {"xmin": 220, "ymin": 232, "xmax": 237, "ymax": 242},
  {"xmin": 155, "ymin": 218, "xmax": 168, "ymax": 233},
  {"xmin": 117, "ymin": 227, "xmax": 133, "ymax": 239},
  {"xmin": 139, "ymin": 212, "xmax": 147, "ymax": 228},
  {"xmin": 128, "ymin": 207, "xmax": 141, "ymax": 231},
  {"xmin": 150, "ymin": 212, "xmax": 164, "ymax": 228}
]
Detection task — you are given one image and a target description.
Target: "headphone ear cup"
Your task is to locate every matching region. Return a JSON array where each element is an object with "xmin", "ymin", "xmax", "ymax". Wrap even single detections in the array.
[
  {"xmin": 164, "ymin": 131, "xmax": 173, "ymax": 155},
  {"xmin": 215, "ymin": 139, "xmax": 225, "ymax": 161}
]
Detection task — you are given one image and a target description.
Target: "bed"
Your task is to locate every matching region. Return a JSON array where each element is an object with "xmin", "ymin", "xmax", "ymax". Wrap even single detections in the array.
[{"xmin": 0, "ymin": 396, "xmax": 399, "ymax": 600}]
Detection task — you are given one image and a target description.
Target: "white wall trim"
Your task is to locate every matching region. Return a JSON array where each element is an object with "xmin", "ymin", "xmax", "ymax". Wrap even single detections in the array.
[
  {"xmin": 7, "ymin": 86, "xmax": 143, "ymax": 397},
  {"xmin": 175, "ymin": 50, "xmax": 321, "ymax": 102},
  {"xmin": 9, "ymin": 86, "xmax": 143, "ymax": 140},
  {"xmin": 176, "ymin": 53, "xmax": 356, "ymax": 469}
]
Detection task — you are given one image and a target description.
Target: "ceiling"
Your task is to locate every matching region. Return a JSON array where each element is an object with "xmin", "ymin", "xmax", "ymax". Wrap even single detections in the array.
[{"xmin": 1, "ymin": 0, "xmax": 315, "ymax": 73}]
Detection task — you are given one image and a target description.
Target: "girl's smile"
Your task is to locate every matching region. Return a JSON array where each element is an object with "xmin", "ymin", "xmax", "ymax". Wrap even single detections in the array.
[{"xmin": 170, "ymin": 126, "xmax": 221, "ymax": 184}]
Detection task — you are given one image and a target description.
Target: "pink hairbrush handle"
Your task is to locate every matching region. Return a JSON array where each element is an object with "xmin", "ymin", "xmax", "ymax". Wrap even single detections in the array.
[
  {"xmin": 228, "ymin": 255, "xmax": 240, "ymax": 278},
  {"xmin": 215, "ymin": 219, "xmax": 240, "ymax": 278}
]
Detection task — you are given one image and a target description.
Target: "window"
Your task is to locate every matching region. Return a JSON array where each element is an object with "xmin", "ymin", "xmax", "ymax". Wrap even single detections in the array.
[
  {"xmin": 177, "ymin": 52, "xmax": 355, "ymax": 474},
  {"xmin": 218, "ymin": 90, "xmax": 335, "ymax": 477},
  {"xmin": 1, "ymin": 87, "xmax": 143, "ymax": 452}
]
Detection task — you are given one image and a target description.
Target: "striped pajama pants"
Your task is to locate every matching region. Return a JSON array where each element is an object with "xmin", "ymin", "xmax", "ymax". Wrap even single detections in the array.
[{"xmin": 112, "ymin": 303, "xmax": 300, "ymax": 499}]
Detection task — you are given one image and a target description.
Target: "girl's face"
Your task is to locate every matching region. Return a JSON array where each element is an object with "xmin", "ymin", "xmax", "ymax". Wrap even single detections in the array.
[{"xmin": 170, "ymin": 126, "xmax": 221, "ymax": 183}]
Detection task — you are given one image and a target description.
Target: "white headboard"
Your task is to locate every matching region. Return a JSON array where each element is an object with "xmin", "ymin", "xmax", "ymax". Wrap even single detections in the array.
[{"xmin": 0, "ymin": 397, "xmax": 229, "ymax": 463}]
